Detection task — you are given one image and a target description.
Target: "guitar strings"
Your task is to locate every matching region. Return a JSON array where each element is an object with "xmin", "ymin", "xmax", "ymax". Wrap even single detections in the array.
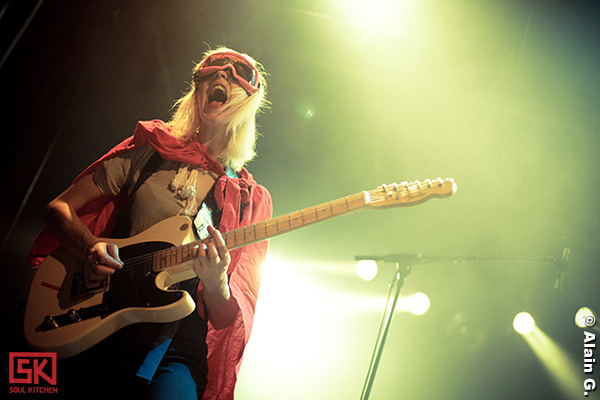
[
  {"xmin": 106, "ymin": 242, "xmax": 198, "ymax": 283},
  {"xmin": 105, "ymin": 192, "xmax": 369, "ymax": 282},
  {"xmin": 102, "ymin": 184, "xmax": 428, "ymax": 283}
]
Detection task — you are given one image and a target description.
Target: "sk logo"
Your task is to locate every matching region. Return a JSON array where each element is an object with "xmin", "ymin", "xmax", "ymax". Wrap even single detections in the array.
[{"xmin": 8, "ymin": 352, "xmax": 57, "ymax": 385}]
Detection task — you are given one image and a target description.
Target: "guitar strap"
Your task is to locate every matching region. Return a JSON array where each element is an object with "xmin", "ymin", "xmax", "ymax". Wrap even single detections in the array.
[
  {"xmin": 111, "ymin": 150, "xmax": 164, "ymax": 238},
  {"xmin": 113, "ymin": 149, "xmax": 229, "ymax": 238},
  {"xmin": 125, "ymin": 150, "xmax": 226, "ymax": 383}
]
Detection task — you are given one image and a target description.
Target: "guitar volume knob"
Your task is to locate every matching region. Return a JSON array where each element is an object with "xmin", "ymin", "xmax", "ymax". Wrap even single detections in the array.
[
  {"xmin": 68, "ymin": 309, "xmax": 82, "ymax": 322},
  {"xmin": 42, "ymin": 315, "xmax": 59, "ymax": 330}
]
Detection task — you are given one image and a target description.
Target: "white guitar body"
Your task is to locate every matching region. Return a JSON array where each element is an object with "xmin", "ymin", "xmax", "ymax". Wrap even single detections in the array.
[{"xmin": 24, "ymin": 216, "xmax": 198, "ymax": 359}]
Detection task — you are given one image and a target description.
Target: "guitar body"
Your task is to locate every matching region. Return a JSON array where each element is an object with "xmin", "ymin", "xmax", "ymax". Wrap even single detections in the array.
[{"xmin": 24, "ymin": 216, "xmax": 198, "ymax": 359}]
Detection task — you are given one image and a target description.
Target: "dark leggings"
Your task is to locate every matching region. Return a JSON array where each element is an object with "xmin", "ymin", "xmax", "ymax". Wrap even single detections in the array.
[
  {"xmin": 56, "ymin": 313, "xmax": 208, "ymax": 400},
  {"xmin": 145, "ymin": 355, "xmax": 207, "ymax": 400},
  {"xmin": 144, "ymin": 310, "xmax": 209, "ymax": 400}
]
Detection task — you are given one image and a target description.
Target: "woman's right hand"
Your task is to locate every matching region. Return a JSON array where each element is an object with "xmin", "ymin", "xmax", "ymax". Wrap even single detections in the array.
[
  {"xmin": 84, "ymin": 241, "xmax": 123, "ymax": 288},
  {"xmin": 42, "ymin": 174, "xmax": 123, "ymax": 289}
]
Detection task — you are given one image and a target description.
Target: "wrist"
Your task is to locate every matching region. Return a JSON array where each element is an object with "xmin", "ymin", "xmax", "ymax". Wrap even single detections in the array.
[
  {"xmin": 202, "ymin": 273, "xmax": 230, "ymax": 297},
  {"xmin": 81, "ymin": 235, "xmax": 100, "ymax": 258}
]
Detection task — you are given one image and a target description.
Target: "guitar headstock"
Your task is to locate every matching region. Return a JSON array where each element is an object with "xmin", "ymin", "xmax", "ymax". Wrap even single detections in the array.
[{"xmin": 365, "ymin": 178, "xmax": 457, "ymax": 209}]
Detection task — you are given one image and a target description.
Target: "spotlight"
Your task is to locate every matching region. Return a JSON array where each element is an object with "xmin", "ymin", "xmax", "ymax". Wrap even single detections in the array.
[
  {"xmin": 575, "ymin": 306, "xmax": 597, "ymax": 329},
  {"xmin": 356, "ymin": 260, "xmax": 378, "ymax": 281},
  {"xmin": 513, "ymin": 312, "xmax": 535, "ymax": 335},
  {"xmin": 519, "ymin": 319, "xmax": 580, "ymax": 397},
  {"xmin": 408, "ymin": 292, "xmax": 430, "ymax": 316}
]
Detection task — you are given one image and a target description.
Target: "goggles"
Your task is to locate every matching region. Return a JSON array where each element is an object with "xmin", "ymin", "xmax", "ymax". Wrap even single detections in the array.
[{"xmin": 195, "ymin": 51, "xmax": 260, "ymax": 95}]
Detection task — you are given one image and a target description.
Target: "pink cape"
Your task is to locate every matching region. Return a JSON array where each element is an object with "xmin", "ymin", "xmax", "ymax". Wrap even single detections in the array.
[{"xmin": 27, "ymin": 120, "xmax": 273, "ymax": 399}]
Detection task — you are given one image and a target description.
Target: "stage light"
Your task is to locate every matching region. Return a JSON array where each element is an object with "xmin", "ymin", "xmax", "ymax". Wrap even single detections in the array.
[
  {"xmin": 356, "ymin": 260, "xmax": 378, "ymax": 281},
  {"xmin": 408, "ymin": 292, "xmax": 430, "ymax": 316},
  {"xmin": 338, "ymin": 0, "xmax": 419, "ymax": 39},
  {"xmin": 575, "ymin": 306, "xmax": 597, "ymax": 329},
  {"xmin": 513, "ymin": 312, "xmax": 535, "ymax": 335},
  {"xmin": 239, "ymin": 254, "xmax": 392, "ymax": 399}
]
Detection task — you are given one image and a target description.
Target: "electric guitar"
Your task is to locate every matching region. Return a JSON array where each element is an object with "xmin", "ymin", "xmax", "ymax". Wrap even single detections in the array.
[{"xmin": 24, "ymin": 178, "xmax": 457, "ymax": 358}]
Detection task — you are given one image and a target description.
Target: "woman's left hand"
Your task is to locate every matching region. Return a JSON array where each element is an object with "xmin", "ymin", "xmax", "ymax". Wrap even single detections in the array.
[
  {"xmin": 192, "ymin": 226, "xmax": 239, "ymax": 329},
  {"xmin": 192, "ymin": 225, "xmax": 232, "ymax": 292}
]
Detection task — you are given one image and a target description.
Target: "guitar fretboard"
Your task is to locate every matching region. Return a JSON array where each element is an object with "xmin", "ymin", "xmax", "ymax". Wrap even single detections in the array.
[
  {"xmin": 148, "ymin": 178, "xmax": 456, "ymax": 274},
  {"xmin": 148, "ymin": 192, "xmax": 367, "ymax": 273},
  {"xmin": 224, "ymin": 191, "xmax": 368, "ymax": 250}
]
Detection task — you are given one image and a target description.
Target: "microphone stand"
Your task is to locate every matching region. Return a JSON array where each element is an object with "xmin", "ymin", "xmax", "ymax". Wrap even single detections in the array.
[
  {"xmin": 359, "ymin": 260, "xmax": 410, "ymax": 400},
  {"xmin": 358, "ymin": 253, "xmax": 447, "ymax": 400},
  {"xmin": 356, "ymin": 248, "xmax": 568, "ymax": 400}
]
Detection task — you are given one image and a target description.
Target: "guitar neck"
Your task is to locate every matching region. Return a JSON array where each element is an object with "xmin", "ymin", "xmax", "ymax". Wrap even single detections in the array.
[
  {"xmin": 224, "ymin": 191, "xmax": 369, "ymax": 250},
  {"xmin": 150, "ymin": 178, "xmax": 456, "ymax": 272},
  {"xmin": 149, "ymin": 192, "xmax": 368, "ymax": 273}
]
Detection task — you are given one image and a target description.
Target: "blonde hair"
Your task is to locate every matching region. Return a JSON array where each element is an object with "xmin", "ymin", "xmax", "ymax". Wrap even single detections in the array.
[{"xmin": 167, "ymin": 47, "xmax": 269, "ymax": 172}]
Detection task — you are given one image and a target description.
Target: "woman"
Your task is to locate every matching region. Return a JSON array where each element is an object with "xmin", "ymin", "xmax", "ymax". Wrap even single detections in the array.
[{"xmin": 28, "ymin": 47, "xmax": 272, "ymax": 399}]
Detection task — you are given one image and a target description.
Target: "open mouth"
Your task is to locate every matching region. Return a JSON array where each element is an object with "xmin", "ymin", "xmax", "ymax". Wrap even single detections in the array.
[{"xmin": 207, "ymin": 84, "xmax": 228, "ymax": 108}]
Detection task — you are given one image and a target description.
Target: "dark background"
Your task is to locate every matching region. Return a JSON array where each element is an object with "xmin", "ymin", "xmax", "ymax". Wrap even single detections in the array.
[{"xmin": 2, "ymin": 1, "xmax": 598, "ymax": 399}]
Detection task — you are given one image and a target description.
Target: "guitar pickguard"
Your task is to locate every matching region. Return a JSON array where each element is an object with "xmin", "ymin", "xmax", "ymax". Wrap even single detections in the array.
[
  {"xmin": 102, "ymin": 241, "xmax": 186, "ymax": 314},
  {"xmin": 25, "ymin": 215, "xmax": 199, "ymax": 358}
]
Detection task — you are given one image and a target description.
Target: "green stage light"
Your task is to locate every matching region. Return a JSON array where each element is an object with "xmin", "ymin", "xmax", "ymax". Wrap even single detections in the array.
[
  {"xmin": 356, "ymin": 260, "xmax": 378, "ymax": 281},
  {"xmin": 408, "ymin": 292, "xmax": 430, "ymax": 316},
  {"xmin": 575, "ymin": 306, "xmax": 596, "ymax": 329},
  {"xmin": 513, "ymin": 312, "xmax": 535, "ymax": 335}
]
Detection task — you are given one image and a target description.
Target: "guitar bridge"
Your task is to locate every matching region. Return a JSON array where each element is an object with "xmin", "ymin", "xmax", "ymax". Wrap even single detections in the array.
[{"xmin": 71, "ymin": 271, "xmax": 108, "ymax": 298}]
